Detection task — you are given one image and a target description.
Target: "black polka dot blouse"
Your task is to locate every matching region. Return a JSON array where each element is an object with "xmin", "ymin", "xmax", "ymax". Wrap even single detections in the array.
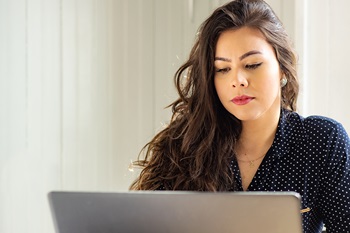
[
  {"xmin": 156, "ymin": 109, "xmax": 350, "ymax": 233},
  {"xmin": 231, "ymin": 109, "xmax": 350, "ymax": 233}
]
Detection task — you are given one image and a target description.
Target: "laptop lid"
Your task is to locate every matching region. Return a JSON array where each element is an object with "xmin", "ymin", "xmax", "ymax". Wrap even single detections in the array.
[{"xmin": 48, "ymin": 191, "xmax": 302, "ymax": 233}]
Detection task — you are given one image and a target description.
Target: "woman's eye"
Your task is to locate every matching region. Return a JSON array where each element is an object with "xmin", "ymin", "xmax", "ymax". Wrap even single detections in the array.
[
  {"xmin": 245, "ymin": 62, "xmax": 262, "ymax": 70},
  {"xmin": 216, "ymin": 67, "xmax": 231, "ymax": 74}
]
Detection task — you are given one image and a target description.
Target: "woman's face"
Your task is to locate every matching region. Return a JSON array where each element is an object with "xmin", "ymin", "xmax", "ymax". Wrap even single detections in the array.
[{"xmin": 214, "ymin": 27, "xmax": 282, "ymax": 122}]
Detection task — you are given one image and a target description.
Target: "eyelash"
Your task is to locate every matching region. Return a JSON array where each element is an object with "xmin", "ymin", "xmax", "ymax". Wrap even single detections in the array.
[
  {"xmin": 216, "ymin": 68, "xmax": 231, "ymax": 74},
  {"xmin": 245, "ymin": 62, "xmax": 263, "ymax": 70},
  {"xmin": 215, "ymin": 62, "xmax": 263, "ymax": 74}
]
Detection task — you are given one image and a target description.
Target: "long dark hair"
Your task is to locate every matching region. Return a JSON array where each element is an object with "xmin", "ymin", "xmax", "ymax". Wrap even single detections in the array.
[{"xmin": 130, "ymin": 0, "xmax": 298, "ymax": 191}]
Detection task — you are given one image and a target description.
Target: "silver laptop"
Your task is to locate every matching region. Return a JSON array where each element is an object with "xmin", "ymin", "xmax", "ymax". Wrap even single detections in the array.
[{"xmin": 48, "ymin": 191, "xmax": 302, "ymax": 233}]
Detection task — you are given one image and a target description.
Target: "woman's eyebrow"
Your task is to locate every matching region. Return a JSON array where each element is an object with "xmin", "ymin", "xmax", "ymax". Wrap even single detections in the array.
[
  {"xmin": 214, "ymin": 50, "xmax": 262, "ymax": 62},
  {"xmin": 239, "ymin": 50, "xmax": 262, "ymax": 60},
  {"xmin": 214, "ymin": 57, "xmax": 232, "ymax": 62}
]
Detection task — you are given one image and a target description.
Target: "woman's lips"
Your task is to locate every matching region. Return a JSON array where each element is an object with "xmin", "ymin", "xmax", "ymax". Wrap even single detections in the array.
[{"xmin": 231, "ymin": 95, "xmax": 254, "ymax": 105}]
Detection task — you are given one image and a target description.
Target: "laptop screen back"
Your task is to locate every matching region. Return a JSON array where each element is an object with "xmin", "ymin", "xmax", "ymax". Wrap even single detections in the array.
[{"xmin": 48, "ymin": 191, "xmax": 302, "ymax": 233}]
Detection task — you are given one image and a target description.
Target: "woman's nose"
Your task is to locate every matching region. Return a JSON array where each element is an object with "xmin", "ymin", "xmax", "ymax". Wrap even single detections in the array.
[{"xmin": 231, "ymin": 74, "xmax": 248, "ymax": 88}]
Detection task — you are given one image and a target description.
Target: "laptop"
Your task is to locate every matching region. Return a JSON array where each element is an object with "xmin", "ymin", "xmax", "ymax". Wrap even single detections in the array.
[{"xmin": 48, "ymin": 191, "xmax": 302, "ymax": 233}]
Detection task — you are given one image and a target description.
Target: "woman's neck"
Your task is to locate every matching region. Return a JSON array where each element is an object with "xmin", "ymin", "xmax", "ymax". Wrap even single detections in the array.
[{"xmin": 237, "ymin": 108, "xmax": 280, "ymax": 155}]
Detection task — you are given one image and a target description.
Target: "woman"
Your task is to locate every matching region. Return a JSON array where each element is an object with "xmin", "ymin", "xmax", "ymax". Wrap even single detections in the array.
[{"xmin": 130, "ymin": 0, "xmax": 350, "ymax": 232}]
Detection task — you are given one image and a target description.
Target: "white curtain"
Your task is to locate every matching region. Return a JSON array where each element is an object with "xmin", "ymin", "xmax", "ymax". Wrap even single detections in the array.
[{"xmin": 0, "ymin": 0, "xmax": 227, "ymax": 232}]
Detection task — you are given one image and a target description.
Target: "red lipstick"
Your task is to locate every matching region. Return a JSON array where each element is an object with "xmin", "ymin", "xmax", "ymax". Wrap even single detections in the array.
[{"xmin": 231, "ymin": 95, "xmax": 254, "ymax": 105}]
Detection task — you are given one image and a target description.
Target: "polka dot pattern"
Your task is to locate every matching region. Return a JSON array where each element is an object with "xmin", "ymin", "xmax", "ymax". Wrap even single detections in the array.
[{"xmin": 231, "ymin": 110, "xmax": 350, "ymax": 233}]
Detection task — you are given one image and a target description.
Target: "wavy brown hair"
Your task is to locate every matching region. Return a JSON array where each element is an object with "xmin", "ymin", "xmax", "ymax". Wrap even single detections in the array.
[{"xmin": 130, "ymin": 0, "xmax": 298, "ymax": 191}]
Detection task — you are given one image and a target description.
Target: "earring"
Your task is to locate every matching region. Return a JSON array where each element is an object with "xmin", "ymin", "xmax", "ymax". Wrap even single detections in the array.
[{"xmin": 280, "ymin": 76, "xmax": 288, "ymax": 87}]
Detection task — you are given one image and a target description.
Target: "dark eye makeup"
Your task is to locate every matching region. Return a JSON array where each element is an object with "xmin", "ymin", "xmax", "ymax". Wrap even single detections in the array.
[
  {"xmin": 245, "ymin": 62, "xmax": 263, "ymax": 70},
  {"xmin": 216, "ymin": 67, "xmax": 231, "ymax": 74}
]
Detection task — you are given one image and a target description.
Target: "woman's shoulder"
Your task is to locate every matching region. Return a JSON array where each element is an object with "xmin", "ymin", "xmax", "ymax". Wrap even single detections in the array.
[
  {"xmin": 285, "ymin": 110, "xmax": 345, "ymax": 134},
  {"xmin": 303, "ymin": 114, "xmax": 342, "ymax": 133}
]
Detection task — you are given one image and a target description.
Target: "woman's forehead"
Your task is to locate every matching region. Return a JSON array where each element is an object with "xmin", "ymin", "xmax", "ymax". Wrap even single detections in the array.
[{"xmin": 215, "ymin": 27, "xmax": 273, "ymax": 59}]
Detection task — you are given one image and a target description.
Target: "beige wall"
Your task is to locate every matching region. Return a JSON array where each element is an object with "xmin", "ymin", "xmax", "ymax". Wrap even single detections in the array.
[{"xmin": 301, "ymin": 0, "xmax": 350, "ymax": 131}]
